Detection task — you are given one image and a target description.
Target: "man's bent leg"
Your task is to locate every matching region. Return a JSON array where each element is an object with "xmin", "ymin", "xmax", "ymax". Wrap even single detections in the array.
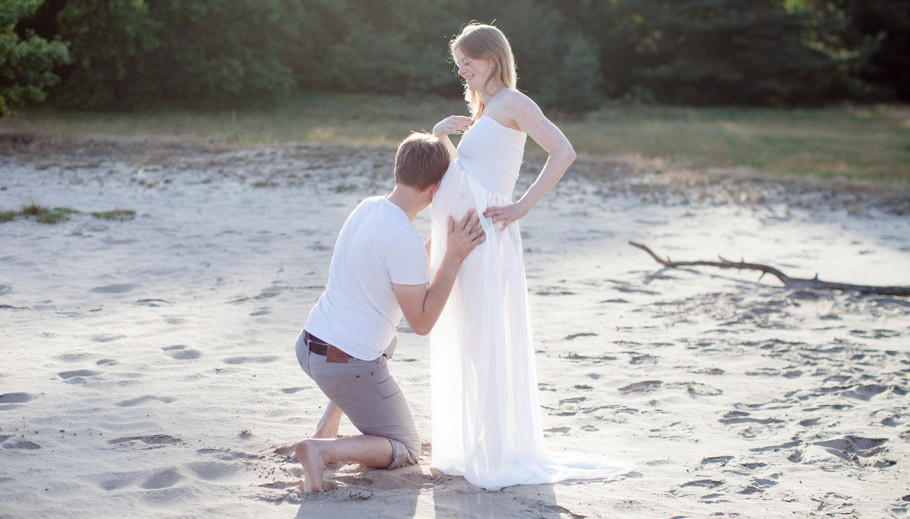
[
  {"xmin": 309, "ymin": 354, "xmax": 421, "ymax": 470},
  {"xmin": 314, "ymin": 401, "xmax": 343, "ymax": 439},
  {"xmin": 295, "ymin": 435, "xmax": 393, "ymax": 493},
  {"xmin": 332, "ymin": 356, "xmax": 421, "ymax": 469}
]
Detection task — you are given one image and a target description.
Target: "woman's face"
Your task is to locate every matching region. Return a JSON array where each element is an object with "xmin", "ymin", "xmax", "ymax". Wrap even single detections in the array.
[{"xmin": 455, "ymin": 47, "xmax": 495, "ymax": 93}]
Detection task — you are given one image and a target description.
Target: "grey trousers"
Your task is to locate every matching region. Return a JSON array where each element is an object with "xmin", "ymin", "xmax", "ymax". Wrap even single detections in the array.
[{"xmin": 295, "ymin": 330, "xmax": 421, "ymax": 470}]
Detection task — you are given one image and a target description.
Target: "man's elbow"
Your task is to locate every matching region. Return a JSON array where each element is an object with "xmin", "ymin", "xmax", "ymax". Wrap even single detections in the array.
[
  {"xmin": 412, "ymin": 324, "xmax": 431, "ymax": 336},
  {"xmin": 409, "ymin": 319, "xmax": 432, "ymax": 336},
  {"xmin": 563, "ymin": 146, "xmax": 577, "ymax": 164}
]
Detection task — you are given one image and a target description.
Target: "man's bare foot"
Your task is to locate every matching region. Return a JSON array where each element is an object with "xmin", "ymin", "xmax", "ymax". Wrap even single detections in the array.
[{"xmin": 295, "ymin": 439, "xmax": 326, "ymax": 493}]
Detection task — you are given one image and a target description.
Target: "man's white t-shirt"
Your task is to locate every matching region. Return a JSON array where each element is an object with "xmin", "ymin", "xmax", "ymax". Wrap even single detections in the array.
[{"xmin": 304, "ymin": 196, "xmax": 427, "ymax": 360}]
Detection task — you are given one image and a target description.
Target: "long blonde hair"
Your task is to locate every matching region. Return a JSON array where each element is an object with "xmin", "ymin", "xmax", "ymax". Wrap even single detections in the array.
[{"xmin": 450, "ymin": 23, "xmax": 517, "ymax": 121}]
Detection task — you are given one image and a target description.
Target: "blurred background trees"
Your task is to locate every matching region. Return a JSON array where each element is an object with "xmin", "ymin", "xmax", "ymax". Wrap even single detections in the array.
[
  {"xmin": 8, "ymin": 0, "xmax": 910, "ymax": 113},
  {"xmin": 0, "ymin": 0, "xmax": 69, "ymax": 117}
]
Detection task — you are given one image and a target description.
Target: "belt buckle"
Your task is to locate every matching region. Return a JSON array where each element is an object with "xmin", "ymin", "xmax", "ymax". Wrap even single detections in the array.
[{"xmin": 325, "ymin": 345, "xmax": 349, "ymax": 364}]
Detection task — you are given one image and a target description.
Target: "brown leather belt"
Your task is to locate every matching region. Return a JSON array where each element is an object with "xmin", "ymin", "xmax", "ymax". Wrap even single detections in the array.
[{"xmin": 304, "ymin": 331, "xmax": 352, "ymax": 363}]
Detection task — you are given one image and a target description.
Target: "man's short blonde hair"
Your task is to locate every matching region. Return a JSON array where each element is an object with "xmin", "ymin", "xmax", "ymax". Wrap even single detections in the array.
[{"xmin": 394, "ymin": 132, "xmax": 450, "ymax": 191}]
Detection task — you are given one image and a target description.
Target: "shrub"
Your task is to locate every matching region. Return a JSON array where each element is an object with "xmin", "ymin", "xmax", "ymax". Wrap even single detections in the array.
[{"xmin": 0, "ymin": 0, "xmax": 69, "ymax": 116}]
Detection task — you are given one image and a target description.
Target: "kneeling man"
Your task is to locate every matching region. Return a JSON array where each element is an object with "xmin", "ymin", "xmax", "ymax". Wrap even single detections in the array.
[{"xmin": 294, "ymin": 132, "xmax": 484, "ymax": 492}]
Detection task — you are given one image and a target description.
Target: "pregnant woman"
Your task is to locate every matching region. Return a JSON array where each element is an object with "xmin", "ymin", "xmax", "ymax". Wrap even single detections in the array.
[{"xmin": 428, "ymin": 23, "xmax": 636, "ymax": 490}]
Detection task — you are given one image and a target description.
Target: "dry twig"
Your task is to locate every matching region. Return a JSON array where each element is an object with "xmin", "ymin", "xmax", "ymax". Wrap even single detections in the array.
[{"xmin": 629, "ymin": 241, "xmax": 910, "ymax": 297}]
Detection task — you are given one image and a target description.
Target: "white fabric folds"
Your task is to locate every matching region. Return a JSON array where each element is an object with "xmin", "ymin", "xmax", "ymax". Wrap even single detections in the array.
[{"xmin": 429, "ymin": 116, "xmax": 637, "ymax": 490}]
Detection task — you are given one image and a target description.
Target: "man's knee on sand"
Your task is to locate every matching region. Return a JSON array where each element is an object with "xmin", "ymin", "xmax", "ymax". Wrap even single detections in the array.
[{"xmin": 387, "ymin": 435, "xmax": 421, "ymax": 470}]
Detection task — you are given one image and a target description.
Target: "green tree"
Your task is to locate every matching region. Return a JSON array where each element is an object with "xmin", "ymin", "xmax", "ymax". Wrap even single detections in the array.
[
  {"xmin": 448, "ymin": 0, "xmax": 605, "ymax": 111},
  {"xmin": 844, "ymin": 0, "xmax": 910, "ymax": 101},
  {"xmin": 143, "ymin": 0, "xmax": 302, "ymax": 105},
  {"xmin": 286, "ymin": 0, "xmax": 457, "ymax": 95},
  {"xmin": 557, "ymin": 0, "xmax": 877, "ymax": 106},
  {"xmin": 0, "ymin": 0, "xmax": 69, "ymax": 116},
  {"xmin": 57, "ymin": 0, "xmax": 304, "ymax": 109},
  {"xmin": 57, "ymin": 0, "xmax": 156, "ymax": 108},
  {"xmin": 542, "ymin": 32, "xmax": 604, "ymax": 113},
  {"xmin": 614, "ymin": 0, "xmax": 849, "ymax": 105}
]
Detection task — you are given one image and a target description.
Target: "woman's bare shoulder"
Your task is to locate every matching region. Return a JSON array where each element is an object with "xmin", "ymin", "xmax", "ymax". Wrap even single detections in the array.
[
  {"xmin": 501, "ymin": 88, "xmax": 536, "ymax": 108},
  {"xmin": 500, "ymin": 89, "xmax": 544, "ymax": 118}
]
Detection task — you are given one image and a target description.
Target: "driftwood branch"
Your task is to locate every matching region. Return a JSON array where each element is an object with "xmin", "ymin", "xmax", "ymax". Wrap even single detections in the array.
[{"xmin": 629, "ymin": 241, "xmax": 910, "ymax": 297}]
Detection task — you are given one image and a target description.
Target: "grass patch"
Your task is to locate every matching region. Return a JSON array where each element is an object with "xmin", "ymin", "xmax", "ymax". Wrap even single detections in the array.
[
  {"xmin": 1, "ymin": 204, "xmax": 138, "ymax": 224},
  {"xmin": 91, "ymin": 209, "xmax": 136, "ymax": 221},
  {"xmin": 24, "ymin": 203, "xmax": 80, "ymax": 224},
  {"xmin": 0, "ymin": 203, "xmax": 82, "ymax": 224},
  {"xmin": 567, "ymin": 105, "xmax": 910, "ymax": 184},
  {"xmin": 3, "ymin": 93, "xmax": 909, "ymax": 185}
]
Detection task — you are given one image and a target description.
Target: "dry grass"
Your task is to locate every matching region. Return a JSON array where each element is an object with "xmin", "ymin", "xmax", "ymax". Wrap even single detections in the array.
[
  {"xmin": 3, "ymin": 94, "xmax": 908, "ymax": 185},
  {"xmin": 1, "ymin": 203, "xmax": 80, "ymax": 224}
]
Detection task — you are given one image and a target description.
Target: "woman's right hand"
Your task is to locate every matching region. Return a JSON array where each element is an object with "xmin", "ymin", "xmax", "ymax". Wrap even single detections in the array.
[{"xmin": 433, "ymin": 116, "xmax": 473, "ymax": 138}]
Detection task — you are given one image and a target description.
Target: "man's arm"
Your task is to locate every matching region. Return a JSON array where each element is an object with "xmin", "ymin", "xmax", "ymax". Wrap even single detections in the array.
[{"xmin": 393, "ymin": 210, "xmax": 484, "ymax": 336}]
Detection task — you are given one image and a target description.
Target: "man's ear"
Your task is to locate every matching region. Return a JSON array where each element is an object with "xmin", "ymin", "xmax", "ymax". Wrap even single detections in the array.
[{"xmin": 430, "ymin": 179, "xmax": 442, "ymax": 198}]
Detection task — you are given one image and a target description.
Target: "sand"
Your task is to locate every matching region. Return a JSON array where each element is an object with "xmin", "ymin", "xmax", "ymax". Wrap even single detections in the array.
[{"xmin": 1, "ymin": 136, "xmax": 909, "ymax": 518}]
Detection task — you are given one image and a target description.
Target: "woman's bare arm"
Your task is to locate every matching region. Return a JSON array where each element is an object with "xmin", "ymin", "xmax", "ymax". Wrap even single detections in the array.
[
  {"xmin": 484, "ymin": 92, "xmax": 576, "ymax": 230},
  {"xmin": 433, "ymin": 115, "xmax": 473, "ymax": 160}
]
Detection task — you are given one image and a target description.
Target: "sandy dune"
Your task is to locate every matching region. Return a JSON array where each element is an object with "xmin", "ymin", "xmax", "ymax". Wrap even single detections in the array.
[{"xmin": 1, "ymin": 137, "xmax": 908, "ymax": 518}]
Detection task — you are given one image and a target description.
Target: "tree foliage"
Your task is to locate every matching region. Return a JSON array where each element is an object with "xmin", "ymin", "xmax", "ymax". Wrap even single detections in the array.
[
  {"xmin": 559, "ymin": 0, "xmax": 875, "ymax": 106},
  {"xmin": 845, "ymin": 0, "xmax": 910, "ymax": 101},
  {"xmin": 57, "ymin": 0, "xmax": 302, "ymax": 108},
  {"xmin": 15, "ymin": 0, "xmax": 910, "ymax": 110},
  {"xmin": 0, "ymin": 0, "xmax": 69, "ymax": 116}
]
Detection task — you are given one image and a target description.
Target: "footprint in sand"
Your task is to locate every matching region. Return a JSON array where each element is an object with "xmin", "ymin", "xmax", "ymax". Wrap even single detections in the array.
[
  {"xmin": 223, "ymin": 356, "xmax": 279, "ymax": 365},
  {"xmin": 676, "ymin": 479, "xmax": 724, "ymax": 493},
  {"xmin": 100, "ymin": 474, "xmax": 140, "ymax": 491},
  {"xmin": 813, "ymin": 436, "xmax": 887, "ymax": 461},
  {"xmin": 196, "ymin": 448, "xmax": 262, "ymax": 461},
  {"xmin": 739, "ymin": 477, "xmax": 779, "ymax": 494},
  {"xmin": 630, "ymin": 354, "xmax": 657, "ymax": 365},
  {"xmin": 749, "ymin": 439, "xmax": 801, "ymax": 454},
  {"xmin": 0, "ymin": 392, "xmax": 36, "ymax": 404},
  {"xmin": 719, "ymin": 410, "xmax": 784, "ymax": 425},
  {"xmin": 108, "ymin": 434, "xmax": 182, "ymax": 446},
  {"xmin": 162, "ymin": 345, "xmax": 201, "ymax": 360},
  {"xmin": 140, "ymin": 468, "xmax": 185, "ymax": 489},
  {"xmin": 564, "ymin": 332, "xmax": 597, "ymax": 340},
  {"xmin": 619, "ymin": 380, "xmax": 662, "ymax": 394},
  {"xmin": 185, "ymin": 461, "xmax": 244, "ymax": 482},
  {"xmin": 117, "ymin": 395, "xmax": 176, "ymax": 407},
  {"xmin": 699, "ymin": 455, "xmax": 734, "ymax": 467},
  {"xmin": 57, "ymin": 353, "xmax": 90, "ymax": 362},
  {"xmin": 92, "ymin": 334, "xmax": 126, "ymax": 343},
  {"xmin": 842, "ymin": 384, "xmax": 888, "ymax": 401},
  {"xmin": 880, "ymin": 414, "xmax": 902, "ymax": 427},
  {"xmin": 133, "ymin": 298, "xmax": 172, "ymax": 307},
  {"xmin": 58, "ymin": 369, "xmax": 101, "ymax": 383},
  {"xmin": 1, "ymin": 438, "xmax": 41, "ymax": 450},
  {"xmin": 563, "ymin": 353, "xmax": 616, "ymax": 363},
  {"xmin": 90, "ymin": 284, "xmax": 140, "ymax": 294}
]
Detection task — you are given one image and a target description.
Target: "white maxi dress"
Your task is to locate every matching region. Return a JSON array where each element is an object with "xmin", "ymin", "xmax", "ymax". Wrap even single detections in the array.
[{"xmin": 429, "ymin": 116, "xmax": 636, "ymax": 490}]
